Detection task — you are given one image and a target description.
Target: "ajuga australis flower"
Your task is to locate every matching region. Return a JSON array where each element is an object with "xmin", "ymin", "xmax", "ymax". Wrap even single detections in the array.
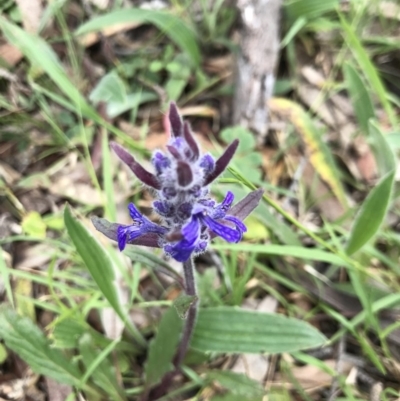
[{"xmin": 92, "ymin": 102, "xmax": 263, "ymax": 262}]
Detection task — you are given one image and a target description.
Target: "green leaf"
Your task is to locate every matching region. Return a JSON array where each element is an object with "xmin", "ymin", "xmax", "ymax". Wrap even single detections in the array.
[
  {"xmin": 79, "ymin": 334, "xmax": 126, "ymax": 401},
  {"xmin": 0, "ymin": 249, "xmax": 13, "ymax": 308},
  {"xmin": 64, "ymin": 205, "xmax": 146, "ymax": 346},
  {"xmin": 192, "ymin": 307, "xmax": 326, "ymax": 353},
  {"xmin": 106, "ymin": 92, "xmax": 158, "ymax": 119},
  {"xmin": 0, "ymin": 16, "xmax": 94, "ymax": 118},
  {"xmin": 0, "ymin": 306, "xmax": 82, "ymax": 386},
  {"xmin": 89, "ymin": 70, "xmax": 127, "ymax": 105},
  {"xmin": 0, "ymin": 343, "xmax": 8, "ymax": 364},
  {"xmin": 145, "ymin": 307, "xmax": 183, "ymax": 387},
  {"xmin": 368, "ymin": 120, "xmax": 396, "ymax": 175},
  {"xmin": 220, "ymin": 127, "xmax": 256, "ymax": 153},
  {"xmin": 346, "ymin": 170, "xmax": 395, "ymax": 255},
  {"xmin": 52, "ymin": 319, "xmax": 87, "ymax": 349},
  {"xmin": 340, "ymin": 14, "xmax": 397, "ymax": 127},
  {"xmin": 75, "ymin": 9, "xmax": 200, "ymax": 65},
  {"xmin": 21, "ymin": 211, "xmax": 47, "ymax": 238},
  {"xmin": 343, "ymin": 62, "xmax": 375, "ymax": 134},
  {"xmin": 173, "ymin": 295, "xmax": 198, "ymax": 319},
  {"xmin": 285, "ymin": 0, "xmax": 339, "ymax": 22},
  {"xmin": 207, "ymin": 370, "xmax": 264, "ymax": 400}
]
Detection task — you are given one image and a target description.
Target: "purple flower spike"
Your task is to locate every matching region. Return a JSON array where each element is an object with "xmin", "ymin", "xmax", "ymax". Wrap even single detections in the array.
[
  {"xmin": 183, "ymin": 122, "xmax": 200, "ymax": 160},
  {"xmin": 204, "ymin": 139, "xmax": 239, "ymax": 185},
  {"xmin": 168, "ymin": 102, "xmax": 183, "ymax": 137},
  {"xmin": 177, "ymin": 161, "xmax": 193, "ymax": 187},
  {"xmin": 199, "ymin": 154, "xmax": 215, "ymax": 175},
  {"xmin": 117, "ymin": 203, "xmax": 167, "ymax": 251},
  {"xmin": 111, "ymin": 142, "xmax": 161, "ymax": 190},
  {"xmin": 93, "ymin": 103, "xmax": 263, "ymax": 262}
]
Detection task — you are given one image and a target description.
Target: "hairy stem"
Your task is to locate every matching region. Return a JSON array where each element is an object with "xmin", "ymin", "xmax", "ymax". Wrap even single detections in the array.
[{"xmin": 175, "ymin": 258, "xmax": 198, "ymax": 367}]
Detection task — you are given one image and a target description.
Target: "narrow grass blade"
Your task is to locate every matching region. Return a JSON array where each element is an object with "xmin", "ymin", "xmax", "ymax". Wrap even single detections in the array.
[
  {"xmin": 343, "ymin": 62, "xmax": 375, "ymax": 135},
  {"xmin": 269, "ymin": 98, "xmax": 347, "ymax": 207},
  {"xmin": 75, "ymin": 9, "xmax": 200, "ymax": 66},
  {"xmin": 64, "ymin": 205, "xmax": 146, "ymax": 347},
  {"xmin": 213, "ymin": 243, "xmax": 350, "ymax": 267},
  {"xmin": 0, "ymin": 17, "xmax": 94, "ymax": 118},
  {"xmin": 192, "ymin": 307, "xmax": 326, "ymax": 353},
  {"xmin": 339, "ymin": 14, "xmax": 397, "ymax": 127},
  {"xmin": 0, "ymin": 306, "xmax": 82, "ymax": 386},
  {"xmin": 144, "ymin": 307, "xmax": 183, "ymax": 387},
  {"xmin": 0, "ymin": 250, "xmax": 14, "ymax": 308},
  {"xmin": 79, "ymin": 334, "xmax": 126, "ymax": 401},
  {"xmin": 285, "ymin": 0, "xmax": 339, "ymax": 22},
  {"xmin": 345, "ymin": 170, "xmax": 395, "ymax": 255},
  {"xmin": 102, "ymin": 132, "xmax": 116, "ymax": 221}
]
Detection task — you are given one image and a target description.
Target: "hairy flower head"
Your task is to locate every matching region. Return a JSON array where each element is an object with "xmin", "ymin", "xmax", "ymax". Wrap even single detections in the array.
[{"xmin": 93, "ymin": 102, "xmax": 263, "ymax": 262}]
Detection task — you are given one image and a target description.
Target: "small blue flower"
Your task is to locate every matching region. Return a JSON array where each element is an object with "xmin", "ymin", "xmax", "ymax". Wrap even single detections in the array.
[
  {"xmin": 117, "ymin": 204, "xmax": 167, "ymax": 251},
  {"xmin": 93, "ymin": 102, "xmax": 263, "ymax": 262}
]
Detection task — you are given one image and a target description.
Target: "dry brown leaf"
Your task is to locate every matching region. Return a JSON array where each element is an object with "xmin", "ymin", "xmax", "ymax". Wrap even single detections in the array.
[
  {"xmin": 301, "ymin": 161, "xmax": 347, "ymax": 222},
  {"xmin": 0, "ymin": 43, "xmax": 23, "ymax": 66},
  {"xmin": 87, "ymin": 0, "xmax": 110, "ymax": 9},
  {"xmin": 78, "ymin": 21, "xmax": 142, "ymax": 47},
  {"xmin": 376, "ymin": 2, "xmax": 400, "ymax": 20},
  {"xmin": 0, "ymin": 162, "xmax": 21, "ymax": 185},
  {"xmin": 0, "ymin": 372, "xmax": 44, "ymax": 401},
  {"xmin": 301, "ymin": 65, "xmax": 326, "ymax": 88},
  {"xmin": 44, "ymin": 377, "xmax": 72, "ymax": 401},
  {"xmin": 297, "ymin": 84, "xmax": 348, "ymax": 128},
  {"xmin": 101, "ymin": 264, "xmax": 129, "ymax": 340},
  {"xmin": 15, "ymin": 0, "xmax": 43, "ymax": 33},
  {"xmin": 275, "ymin": 359, "xmax": 354, "ymax": 393},
  {"xmin": 351, "ymin": 136, "xmax": 378, "ymax": 182},
  {"xmin": 14, "ymin": 243, "xmax": 54, "ymax": 270}
]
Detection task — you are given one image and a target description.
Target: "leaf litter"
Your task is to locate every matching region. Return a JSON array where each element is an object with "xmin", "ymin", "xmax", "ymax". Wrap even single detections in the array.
[{"xmin": 0, "ymin": 0, "xmax": 400, "ymax": 400}]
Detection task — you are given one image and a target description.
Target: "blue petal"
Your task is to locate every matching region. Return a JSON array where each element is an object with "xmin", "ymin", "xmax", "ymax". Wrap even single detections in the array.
[
  {"xmin": 128, "ymin": 203, "xmax": 143, "ymax": 220},
  {"xmin": 224, "ymin": 215, "xmax": 247, "ymax": 233},
  {"xmin": 164, "ymin": 217, "xmax": 200, "ymax": 262},
  {"xmin": 153, "ymin": 200, "xmax": 173, "ymax": 217},
  {"xmin": 182, "ymin": 216, "xmax": 200, "ymax": 244},
  {"xmin": 117, "ymin": 225, "xmax": 146, "ymax": 251},
  {"xmin": 164, "ymin": 244, "xmax": 194, "ymax": 262},
  {"xmin": 212, "ymin": 191, "xmax": 235, "ymax": 219},
  {"xmin": 152, "ymin": 151, "xmax": 171, "ymax": 174},
  {"xmin": 117, "ymin": 226, "xmax": 128, "ymax": 251},
  {"xmin": 202, "ymin": 215, "xmax": 242, "ymax": 243},
  {"xmin": 221, "ymin": 191, "xmax": 234, "ymax": 209}
]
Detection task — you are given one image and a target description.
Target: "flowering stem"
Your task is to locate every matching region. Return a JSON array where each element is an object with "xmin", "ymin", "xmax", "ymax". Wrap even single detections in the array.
[{"xmin": 175, "ymin": 258, "xmax": 198, "ymax": 367}]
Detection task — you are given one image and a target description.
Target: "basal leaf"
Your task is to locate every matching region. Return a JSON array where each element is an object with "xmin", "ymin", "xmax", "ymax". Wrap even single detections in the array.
[
  {"xmin": 79, "ymin": 334, "xmax": 126, "ymax": 401},
  {"xmin": 75, "ymin": 9, "xmax": 200, "ymax": 65},
  {"xmin": 89, "ymin": 71, "xmax": 127, "ymax": 105},
  {"xmin": 64, "ymin": 205, "xmax": 145, "ymax": 346},
  {"xmin": 346, "ymin": 170, "xmax": 395, "ymax": 255},
  {"xmin": 0, "ymin": 306, "xmax": 82, "ymax": 386},
  {"xmin": 144, "ymin": 307, "xmax": 183, "ymax": 387},
  {"xmin": 192, "ymin": 307, "xmax": 326, "ymax": 353}
]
